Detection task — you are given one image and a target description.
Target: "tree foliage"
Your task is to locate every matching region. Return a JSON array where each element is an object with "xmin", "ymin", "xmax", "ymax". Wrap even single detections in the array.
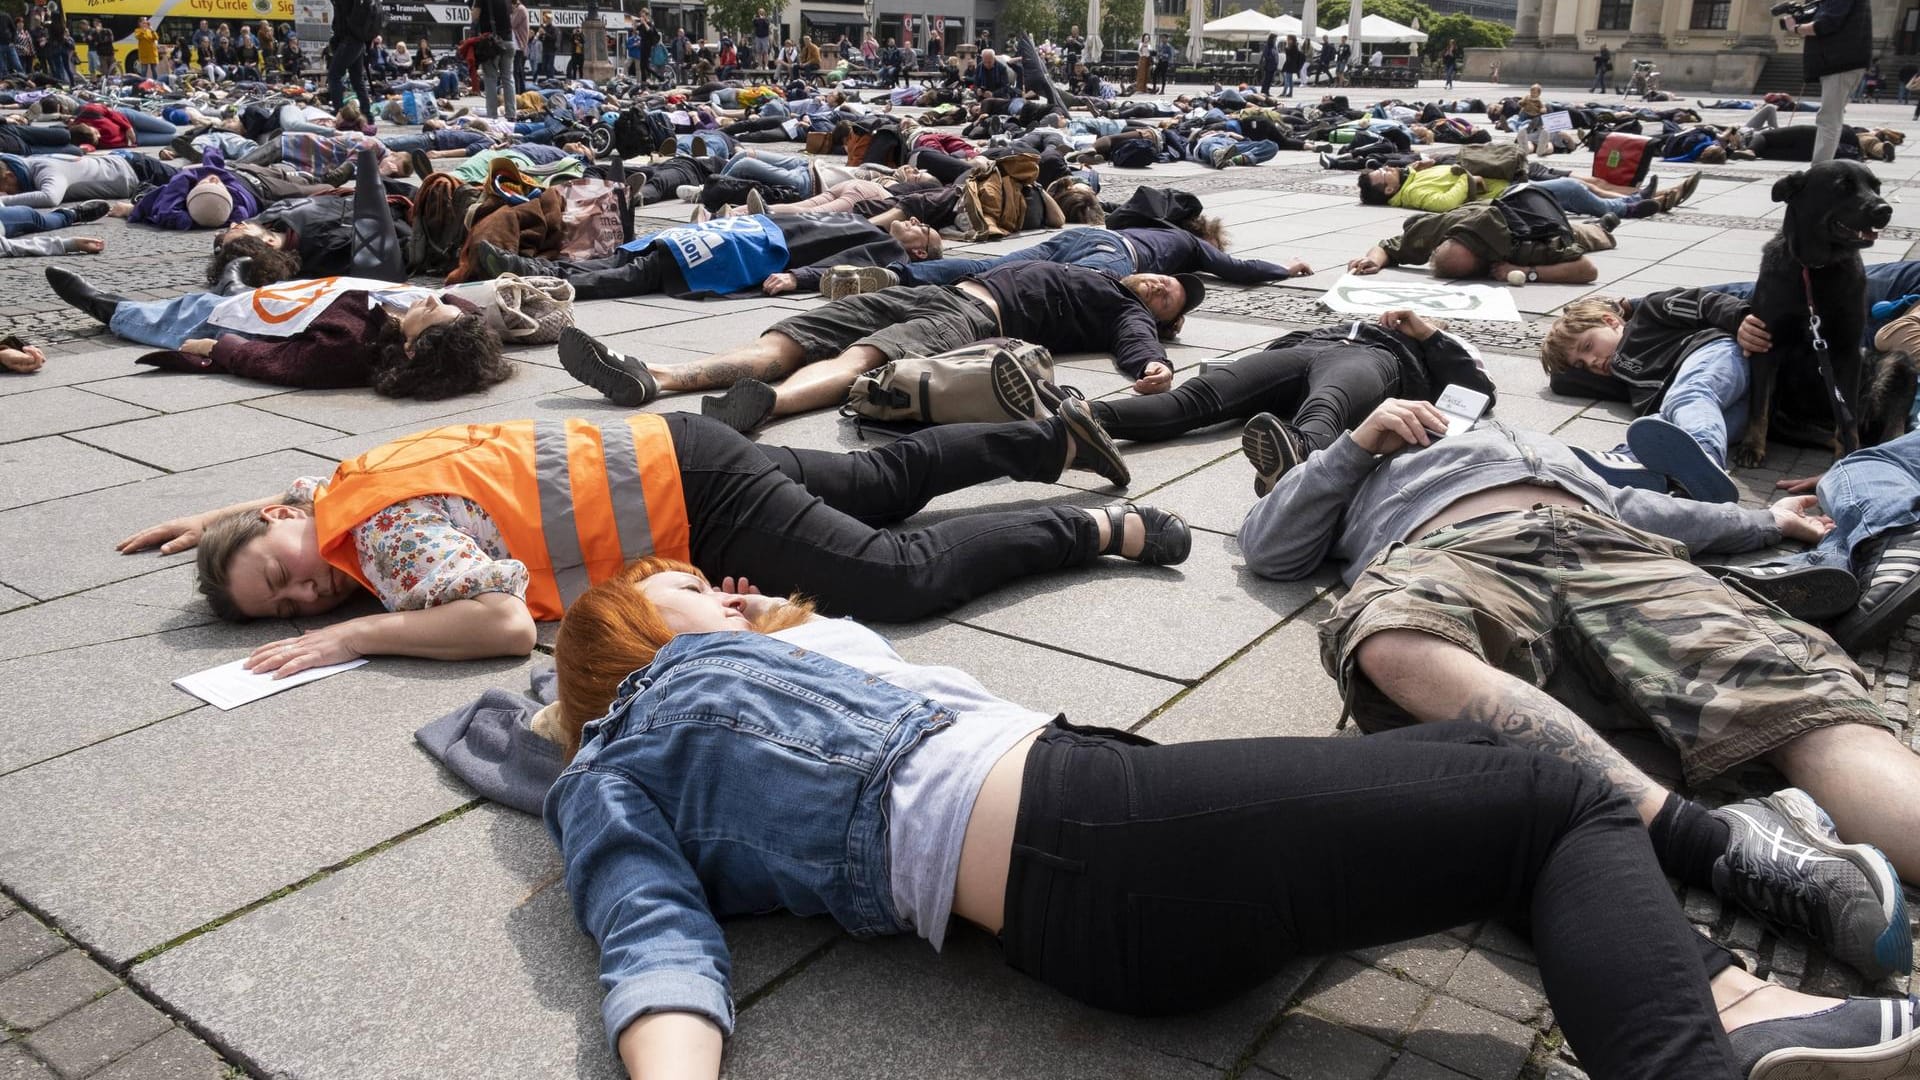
[
  {"xmin": 1001, "ymin": 0, "xmax": 1065, "ymax": 40},
  {"xmin": 706, "ymin": 0, "xmax": 783, "ymax": 38},
  {"xmin": 1313, "ymin": 0, "xmax": 1510, "ymax": 53}
]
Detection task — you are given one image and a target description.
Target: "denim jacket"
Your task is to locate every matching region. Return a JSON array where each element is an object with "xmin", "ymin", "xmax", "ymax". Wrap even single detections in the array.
[{"xmin": 544, "ymin": 631, "xmax": 954, "ymax": 1053}]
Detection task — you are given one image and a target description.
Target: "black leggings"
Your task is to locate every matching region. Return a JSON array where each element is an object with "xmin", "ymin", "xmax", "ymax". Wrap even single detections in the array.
[
  {"xmin": 1091, "ymin": 341, "xmax": 1401, "ymax": 447},
  {"xmin": 1003, "ymin": 720, "xmax": 1740, "ymax": 1080},
  {"xmin": 667, "ymin": 412, "xmax": 1098, "ymax": 622}
]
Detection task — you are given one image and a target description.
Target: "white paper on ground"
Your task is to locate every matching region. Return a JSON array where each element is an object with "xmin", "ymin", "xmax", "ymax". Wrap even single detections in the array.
[
  {"xmin": 1319, "ymin": 273, "xmax": 1525, "ymax": 323},
  {"xmin": 173, "ymin": 657, "xmax": 369, "ymax": 711}
]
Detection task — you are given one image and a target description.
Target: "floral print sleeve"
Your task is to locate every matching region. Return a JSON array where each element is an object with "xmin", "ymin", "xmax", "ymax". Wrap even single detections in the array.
[{"xmin": 346, "ymin": 493, "xmax": 531, "ymax": 611}]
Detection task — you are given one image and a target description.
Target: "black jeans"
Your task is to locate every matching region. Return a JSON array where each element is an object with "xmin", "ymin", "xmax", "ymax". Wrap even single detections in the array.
[
  {"xmin": 1091, "ymin": 341, "xmax": 1401, "ymax": 448},
  {"xmin": 1001, "ymin": 720, "xmax": 1740, "ymax": 1080},
  {"xmin": 326, "ymin": 36, "xmax": 371, "ymax": 109},
  {"xmin": 665, "ymin": 412, "xmax": 1098, "ymax": 622}
]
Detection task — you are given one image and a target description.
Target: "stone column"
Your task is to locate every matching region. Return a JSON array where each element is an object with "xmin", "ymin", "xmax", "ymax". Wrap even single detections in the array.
[
  {"xmin": 581, "ymin": 12, "xmax": 615, "ymax": 82},
  {"xmin": 1731, "ymin": 0, "xmax": 1776, "ymax": 50},
  {"xmin": 1513, "ymin": 0, "xmax": 1543, "ymax": 45},
  {"xmin": 1539, "ymin": 0, "xmax": 1571, "ymax": 49},
  {"xmin": 1623, "ymin": 0, "xmax": 1665, "ymax": 48}
]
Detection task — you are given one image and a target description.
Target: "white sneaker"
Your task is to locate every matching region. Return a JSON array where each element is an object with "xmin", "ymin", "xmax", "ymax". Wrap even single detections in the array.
[{"xmin": 676, "ymin": 183, "xmax": 701, "ymax": 203}]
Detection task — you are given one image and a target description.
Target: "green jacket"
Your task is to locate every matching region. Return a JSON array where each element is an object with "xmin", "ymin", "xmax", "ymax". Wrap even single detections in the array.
[{"xmin": 1380, "ymin": 201, "xmax": 1592, "ymax": 268}]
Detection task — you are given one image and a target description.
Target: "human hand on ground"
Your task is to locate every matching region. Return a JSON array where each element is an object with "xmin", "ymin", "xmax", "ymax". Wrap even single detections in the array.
[
  {"xmin": 1347, "ymin": 255, "xmax": 1383, "ymax": 275},
  {"xmin": 116, "ymin": 514, "xmax": 210, "ymax": 554},
  {"xmin": 243, "ymin": 624, "xmax": 364, "ymax": 679},
  {"xmin": 762, "ymin": 272, "xmax": 798, "ymax": 294},
  {"xmin": 1775, "ymin": 473, "xmax": 1825, "ymax": 494},
  {"xmin": 72, "ymin": 237, "xmax": 105, "ymax": 254},
  {"xmin": 1770, "ymin": 495, "xmax": 1834, "ymax": 543},
  {"xmin": 0, "ymin": 344, "xmax": 44, "ymax": 373},
  {"xmin": 1352, "ymin": 398, "xmax": 1449, "ymax": 455},
  {"xmin": 1737, "ymin": 314, "xmax": 1772, "ymax": 356},
  {"xmin": 1132, "ymin": 361, "xmax": 1173, "ymax": 395},
  {"xmin": 180, "ymin": 338, "xmax": 217, "ymax": 356},
  {"xmin": 1286, "ymin": 259, "xmax": 1312, "ymax": 277}
]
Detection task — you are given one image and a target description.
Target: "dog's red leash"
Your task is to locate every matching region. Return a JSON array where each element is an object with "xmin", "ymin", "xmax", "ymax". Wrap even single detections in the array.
[{"xmin": 1800, "ymin": 266, "xmax": 1861, "ymax": 454}]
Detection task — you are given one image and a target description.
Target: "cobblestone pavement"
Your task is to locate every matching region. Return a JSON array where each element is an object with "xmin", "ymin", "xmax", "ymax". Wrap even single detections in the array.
[{"xmin": 2, "ymin": 79, "xmax": 1918, "ymax": 1080}]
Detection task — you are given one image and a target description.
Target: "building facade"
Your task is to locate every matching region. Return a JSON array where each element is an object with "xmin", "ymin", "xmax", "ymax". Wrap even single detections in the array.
[{"xmin": 1480, "ymin": 0, "xmax": 1910, "ymax": 91}]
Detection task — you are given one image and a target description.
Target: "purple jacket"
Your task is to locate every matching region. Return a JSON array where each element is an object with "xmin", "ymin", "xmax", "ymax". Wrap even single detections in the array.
[{"xmin": 129, "ymin": 148, "xmax": 260, "ymax": 230}]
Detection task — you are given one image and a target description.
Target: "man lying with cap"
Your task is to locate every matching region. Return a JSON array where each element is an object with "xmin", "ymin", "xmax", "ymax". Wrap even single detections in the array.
[{"xmin": 559, "ymin": 261, "xmax": 1205, "ymax": 434}]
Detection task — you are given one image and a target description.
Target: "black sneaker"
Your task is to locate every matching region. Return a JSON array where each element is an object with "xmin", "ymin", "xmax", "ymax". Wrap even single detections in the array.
[
  {"xmin": 1242, "ymin": 412, "xmax": 1307, "ymax": 497},
  {"xmin": 989, "ymin": 346, "xmax": 1044, "ymax": 420},
  {"xmin": 557, "ymin": 326, "xmax": 657, "ymax": 407},
  {"xmin": 1704, "ymin": 562, "xmax": 1862, "ymax": 621},
  {"xmin": 1832, "ymin": 522, "xmax": 1920, "ymax": 653},
  {"xmin": 66, "ymin": 200, "xmax": 111, "ymax": 223},
  {"xmin": 701, "ymin": 378, "xmax": 779, "ymax": 434},
  {"xmin": 473, "ymin": 240, "xmax": 556, "ymax": 281},
  {"xmin": 1711, "ymin": 788, "xmax": 1912, "ymax": 982},
  {"xmin": 1730, "ymin": 994, "xmax": 1920, "ymax": 1079},
  {"xmin": 1057, "ymin": 395, "xmax": 1130, "ymax": 488}
]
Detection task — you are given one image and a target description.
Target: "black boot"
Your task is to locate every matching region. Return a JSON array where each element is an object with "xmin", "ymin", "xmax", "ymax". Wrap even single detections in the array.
[
  {"xmin": 46, "ymin": 266, "xmax": 128, "ymax": 325},
  {"xmin": 212, "ymin": 256, "xmax": 256, "ymax": 296},
  {"xmin": 347, "ymin": 145, "xmax": 405, "ymax": 282},
  {"xmin": 473, "ymin": 240, "xmax": 559, "ymax": 280}
]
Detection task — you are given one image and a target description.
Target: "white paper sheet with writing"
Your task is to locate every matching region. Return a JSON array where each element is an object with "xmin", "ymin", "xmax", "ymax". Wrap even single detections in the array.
[
  {"xmin": 173, "ymin": 657, "xmax": 369, "ymax": 711},
  {"xmin": 1320, "ymin": 274, "xmax": 1525, "ymax": 323}
]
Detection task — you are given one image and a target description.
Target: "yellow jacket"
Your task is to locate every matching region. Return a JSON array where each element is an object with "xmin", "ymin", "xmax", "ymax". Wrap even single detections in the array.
[
  {"xmin": 1389, "ymin": 165, "xmax": 1507, "ymax": 214},
  {"xmin": 135, "ymin": 26, "xmax": 159, "ymax": 65}
]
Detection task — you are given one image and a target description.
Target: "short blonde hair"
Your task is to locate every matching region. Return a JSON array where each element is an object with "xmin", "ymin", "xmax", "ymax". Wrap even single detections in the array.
[{"xmin": 1540, "ymin": 297, "xmax": 1626, "ymax": 375}]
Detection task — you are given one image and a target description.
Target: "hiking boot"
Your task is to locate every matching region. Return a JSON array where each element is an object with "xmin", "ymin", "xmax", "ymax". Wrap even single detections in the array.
[
  {"xmin": 1731, "ymin": 994, "xmax": 1920, "ymax": 1079},
  {"xmin": 1058, "ymin": 395, "xmax": 1130, "ymax": 488},
  {"xmin": 45, "ymin": 266, "xmax": 126, "ymax": 325},
  {"xmin": 1711, "ymin": 788, "xmax": 1912, "ymax": 982},
  {"xmin": 1242, "ymin": 411, "xmax": 1307, "ymax": 497},
  {"xmin": 701, "ymin": 378, "xmax": 779, "ymax": 434},
  {"xmin": 1597, "ymin": 211, "xmax": 1622, "ymax": 233},
  {"xmin": 1570, "ymin": 446, "xmax": 1667, "ymax": 491},
  {"xmin": 821, "ymin": 265, "xmax": 897, "ymax": 300},
  {"xmin": 1628, "ymin": 198, "xmax": 1662, "ymax": 218},
  {"xmin": 557, "ymin": 326, "xmax": 658, "ymax": 407},
  {"xmin": 473, "ymin": 240, "xmax": 556, "ymax": 280},
  {"xmin": 1674, "ymin": 170, "xmax": 1701, "ymax": 206},
  {"xmin": 1832, "ymin": 521, "xmax": 1920, "ymax": 652},
  {"xmin": 1209, "ymin": 145, "xmax": 1233, "ymax": 168},
  {"xmin": 1702, "ymin": 562, "xmax": 1861, "ymax": 621},
  {"xmin": 1635, "ymin": 175, "xmax": 1659, "ymax": 200},
  {"xmin": 1625, "ymin": 416, "xmax": 1738, "ymax": 503}
]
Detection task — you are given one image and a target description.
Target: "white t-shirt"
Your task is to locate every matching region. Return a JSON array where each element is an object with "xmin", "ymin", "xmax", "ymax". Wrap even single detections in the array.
[{"xmin": 771, "ymin": 618, "xmax": 1050, "ymax": 949}]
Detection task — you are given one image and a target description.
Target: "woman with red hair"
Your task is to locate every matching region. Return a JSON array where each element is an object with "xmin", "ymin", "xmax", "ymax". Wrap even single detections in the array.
[{"xmin": 543, "ymin": 558, "xmax": 1920, "ymax": 1080}]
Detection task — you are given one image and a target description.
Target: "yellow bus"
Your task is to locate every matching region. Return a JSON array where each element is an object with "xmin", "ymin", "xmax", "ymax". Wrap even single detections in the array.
[{"xmin": 65, "ymin": 0, "xmax": 295, "ymax": 71}]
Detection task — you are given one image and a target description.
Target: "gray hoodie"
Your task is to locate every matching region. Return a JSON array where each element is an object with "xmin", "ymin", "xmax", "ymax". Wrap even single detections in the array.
[{"xmin": 1236, "ymin": 421, "xmax": 1781, "ymax": 585}]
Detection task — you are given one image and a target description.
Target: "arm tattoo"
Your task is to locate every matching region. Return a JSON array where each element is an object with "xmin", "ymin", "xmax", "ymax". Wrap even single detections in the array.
[{"xmin": 1456, "ymin": 682, "xmax": 1659, "ymax": 808}]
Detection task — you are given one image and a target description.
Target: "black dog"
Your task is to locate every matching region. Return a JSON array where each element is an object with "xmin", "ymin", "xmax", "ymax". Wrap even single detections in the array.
[{"xmin": 1736, "ymin": 160, "xmax": 1892, "ymax": 467}]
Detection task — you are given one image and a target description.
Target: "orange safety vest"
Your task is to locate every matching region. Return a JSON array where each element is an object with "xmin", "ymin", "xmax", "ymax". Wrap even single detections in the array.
[{"xmin": 313, "ymin": 416, "xmax": 690, "ymax": 620}]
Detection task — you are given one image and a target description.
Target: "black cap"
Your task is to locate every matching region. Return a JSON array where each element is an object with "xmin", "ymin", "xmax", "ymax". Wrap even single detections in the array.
[{"xmin": 1175, "ymin": 273, "xmax": 1206, "ymax": 315}]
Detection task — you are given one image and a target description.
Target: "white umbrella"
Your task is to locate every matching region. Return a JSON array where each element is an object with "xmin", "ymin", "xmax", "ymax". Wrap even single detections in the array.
[
  {"xmin": 1200, "ymin": 7, "xmax": 1283, "ymax": 40},
  {"xmin": 1141, "ymin": 0, "xmax": 1155, "ymax": 51},
  {"xmin": 1346, "ymin": 0, "xmax": 1362, "ymax": 63},
  {"xmin": 1300, "ymin": 0, "xmax": 1318, "ymax": 41},
  {"xmin": 1187, "ymin": 0, "xmax": 1201, "ymax": 62},
  {"xmin": 1358, "ymin": 12, "xmax": 1426, "ymax": 41},
  {"xmin": 1085, "ymin": 0, "xmax": 1101, "ymax": 61}
]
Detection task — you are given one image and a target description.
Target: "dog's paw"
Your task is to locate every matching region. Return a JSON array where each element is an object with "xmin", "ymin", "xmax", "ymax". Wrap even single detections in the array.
[{"xmin": 1733, "ymin": 441, "xmax": 1769, "ymax": 469}]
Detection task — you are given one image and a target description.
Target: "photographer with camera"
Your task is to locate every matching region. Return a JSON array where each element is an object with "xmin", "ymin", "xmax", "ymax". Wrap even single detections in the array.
[{"xmin": 1779, "ymin": 0, "xmax": 1871, "ymax": 162}]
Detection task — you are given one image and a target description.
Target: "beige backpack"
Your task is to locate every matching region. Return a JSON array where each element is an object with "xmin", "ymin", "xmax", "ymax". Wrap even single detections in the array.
[
  {"xmin": 845, "ymin": 339, "xmax": 1056, "ymax": 424},
  {"xmin": 484, "ymin": 274, "xmax": 576, "ymax": 345}
]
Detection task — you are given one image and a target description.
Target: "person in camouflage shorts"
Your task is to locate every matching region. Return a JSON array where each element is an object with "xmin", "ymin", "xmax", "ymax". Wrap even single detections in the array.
[{"xmin": 1320, "ymin": 505, "xmax": 1893, "ymax": 787}]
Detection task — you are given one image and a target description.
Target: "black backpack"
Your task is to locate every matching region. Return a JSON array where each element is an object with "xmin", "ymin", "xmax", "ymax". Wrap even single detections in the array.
[{"xmin": 613, "ymin": 107, "xmax": 673, "ymax": 159}]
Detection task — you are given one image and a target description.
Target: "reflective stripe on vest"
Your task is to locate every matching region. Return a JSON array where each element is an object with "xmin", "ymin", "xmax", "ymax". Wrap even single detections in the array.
[{"xmin": 532, "ymin": 419, "xmax": 594, "ymax": 608}]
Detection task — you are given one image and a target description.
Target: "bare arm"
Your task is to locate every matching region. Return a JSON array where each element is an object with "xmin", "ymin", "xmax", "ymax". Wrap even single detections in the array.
[
  {"xmin": 245, "ymin": 591, "xmax": 538, "ymax": 677},
  {"xmin": 618, "ymin": 1012, "xmax": 724, "ymax": 1080},
  {"xmin": 1492, "ymin": 257, "xmax": 1598, "ymax": 284},
  {"xmin": 117, "ymin": 493, "xmax": 292, "ymax": 555}
]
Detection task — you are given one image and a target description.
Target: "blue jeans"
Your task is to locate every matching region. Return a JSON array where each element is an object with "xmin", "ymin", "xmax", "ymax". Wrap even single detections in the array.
[
  {"xmin": 901, "ymin": 228, "xmax": 1137, "ymax": 286},
  {"xmin": 1658, "ymin": 337, "xmax": 1749, "ymax": 467},
  {"xmin": 1193, "ymin": 133, "xmax": 1278, "ymax": 166},
  {"xmin": 723, "ymin": 152, "xmax": 812, "ymax": 195},
  {"xmin": 0, "ymin": 45, "xmax": 21, "ymax": 77},
  {"xmin": 1712, "ymin": 260, "xmax": 1920, "ymax": 350},
  {"xmin": 108, "ymin": 291, "xmax": 223, "ymax": 350},
  {"xmin": 275, "ymin": 103, "xmax": 336, "ymax": 136},
  {"xmin": 1533, "ymin": 177, "xmax": 1635, "ymax": 217},
  {"xmin": 115, "ymin": 107, "xmax": 177, "ymax": 147},
  {"xmin": 1785, "ymin": 429, "xmax": 1920, "ymax": 570},
  {"xmin": 0, "ymin": 205, "xmax": 71, "ymax": 237}
]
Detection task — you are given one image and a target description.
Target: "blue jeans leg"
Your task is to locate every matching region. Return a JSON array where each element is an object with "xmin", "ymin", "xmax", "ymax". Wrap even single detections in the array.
[
  {"xmin": 1712, "ymin": 260, "xmax": 1920, "ymax": 349},
  {"xmin": 118, "ymin": 107, "xmax": 177, "ymax": 146},
  {"xmin": 1786, "ymin": 429, "xmax": 1920, "ymax": 568},
  {"xmin": 1535, "ymin": 177, "xmax": 1631, "ymax": 216},
  {"xmin": 724, "ymin": 154, "xmax": 812, "ymax": 195},
  {"xmin": 1657, "ymin": 337, "xmax": 1749, "ymax": 468},
  {"xmin": 0, "ymin": 205, "xmax": 70, "ymax": 237},
  {"xmin": 107, "ymin": 292, "xmax": 224, "ymax": 350}
]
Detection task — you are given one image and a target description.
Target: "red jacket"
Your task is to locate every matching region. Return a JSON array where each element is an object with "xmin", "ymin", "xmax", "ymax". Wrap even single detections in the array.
[{"xmin": 74, "ymin": 104, "xmax": 136, "ymax": 149}]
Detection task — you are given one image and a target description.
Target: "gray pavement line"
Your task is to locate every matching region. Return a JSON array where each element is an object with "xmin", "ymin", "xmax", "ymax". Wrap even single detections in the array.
[
  {"xmin": 731, "ymin": 934, "xmax": 843, "ymax": 1020},
  {"xmin": 0, "ymin": 703, "xmax": 207, "ymax": 781},
  {"xmin": 0, "ymin": 885, "xmax": 255, "ymax": 1078},
  {"xmin": 1123, "ymin": 587, "xmax": 1338, "ymax": 736},
  {"xmin": 1218, "ymin": 968, "xmax": 1335, "ymax": 1080},
  {"xmin": 127, "ymin": 799, "xmax": 485, "ymax": 969},
  {"xmin": 933, "ymin": 611, "xmax": 1203, "ymax": 690}
]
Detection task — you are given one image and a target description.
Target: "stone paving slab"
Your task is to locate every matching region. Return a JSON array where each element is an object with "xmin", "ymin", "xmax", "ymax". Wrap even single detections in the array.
[
  {"xmin": 0, "ymin": 388, "xmax": 156, "ymax": 444},
  {"xmin": 0, "ymin": 655, "xmax": 531, "ymax": 962},
  {"xmin": 83, "ymin": 371, "xmax": 289, "ymax": 414},
  {"xmin": 66, "ymin": 403, "xmax": 343, "ymax": 473},
  {"xmin": 0, "ymin": 437, "xmax": 163, "ymax": 515}
]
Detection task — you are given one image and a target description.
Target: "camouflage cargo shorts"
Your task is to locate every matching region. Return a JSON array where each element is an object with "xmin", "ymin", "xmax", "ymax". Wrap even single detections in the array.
[{"xmin": 1319, "ymin": 506, "xmax": 1893, "ymax": 785}]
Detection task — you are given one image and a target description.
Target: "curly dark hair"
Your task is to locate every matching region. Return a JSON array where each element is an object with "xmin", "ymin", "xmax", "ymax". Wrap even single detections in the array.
[
  {"xmin": 206, "ymin": 234, "xmax": 304, "ymax": 288},
  {"xmin": 369, "ymin": 310, "xmax": 515, "ymax": 399}
]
